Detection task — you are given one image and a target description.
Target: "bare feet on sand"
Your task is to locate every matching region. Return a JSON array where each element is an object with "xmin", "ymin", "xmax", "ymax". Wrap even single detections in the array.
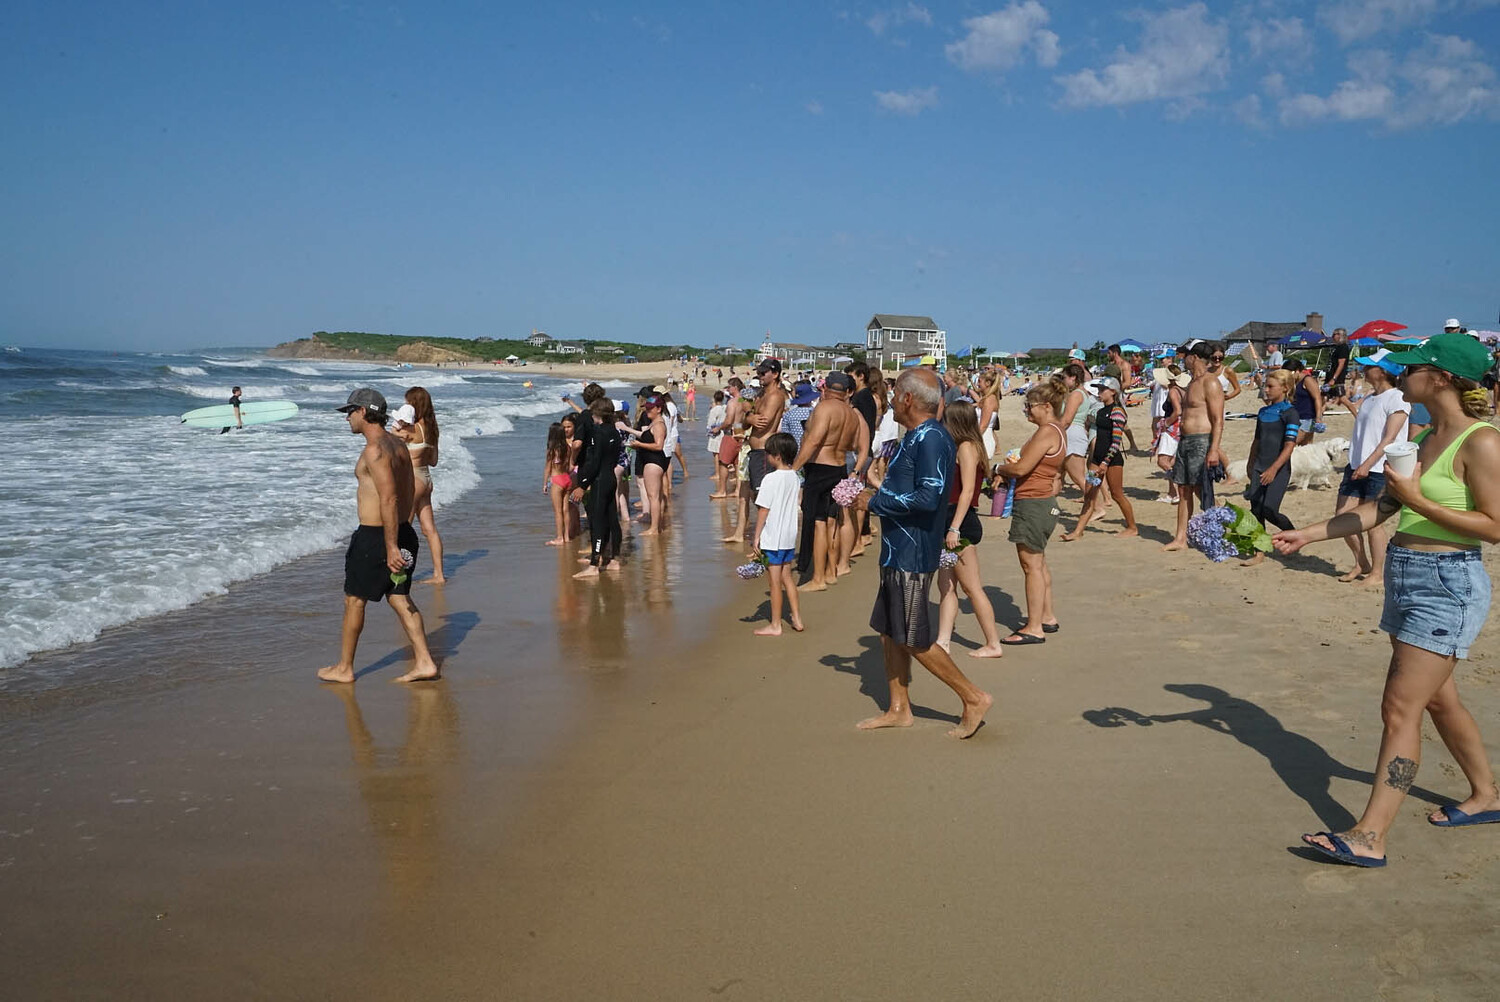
[
  {"xmin": 857, "ymin": 708, "xmax": 914, "ymax": 730},
  {"xmin": 545, "ymin": 537, "xmax": 564, "ymax": 546},
  {"xmin": 1059, "ymin": 531, "xmax": 1080, "ymax": 542},
  {"xmin": 968, "ymin": 644, "xmax": 1005, "ymax": 659},
  {"xmin": 573, "ymin": 565, "xmax": 600, "ymax": 579},
  {"xmin": 949, "ymin": 691, "xmax": 994, "ymax": 739},
  {"xmin": 799, "ymin": 580, "xmax": 828, "ymax": 593},
  {"xmin": 640, "ymin": 529, "xmax": 659, "ymax": 537},
  {"xmin": 1337, "ymin": 567, "xmax": 1369, "ymax": 583},
  {"xmin": 1116, "ymin": 528, "xmax": 1138, "ymax": 538},
  {"xmin": 1239, "ymin": 552, "xmax": 1265, "ymax": 567},
  {"xmin": 395, "ymin": 663, "xmax": 440, "ymax": 683},
  {"xmin": 721, "ymin": 534, "xmax": 744, "ymax": 544},
  {"xmin": 753, "ymin": 623, "xmax": 783, "ymax": 636},
  {"xmin": 709, "ymin": 492, "xmax": 728, "ymax": 499},
  {"xmin": 420, "ymin": 576, "xmax": 447, "ymax": 585},
  {"xmin": 1354, "ymin": 575, "xmax": 1384, "ymax": 589},
  {"xmin": 1161, "ymin": 540, "xmax": 1187, "ymax": 552},
  {"xmin": 317, "ymin": 664, "xmax": 355, "ymax": 684}
]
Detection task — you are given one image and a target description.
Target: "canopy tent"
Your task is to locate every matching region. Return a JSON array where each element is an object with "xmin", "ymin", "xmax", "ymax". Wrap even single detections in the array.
[
  {"xmin": 504, "ymin": 354, "xmax": 520, "ymax": 361},
  {"xmin": 1385, "ymin": 336, "xmax": 1425, "ymax": 346},
  {"xmin": 1350, "ymin": 319, "xmax": 1408, "ymax": 340},
  {"xmin": 1224, "ymin": 341, "xmax": 1251, "ymax": 358},
  {"xmin": 1277, "ymin": 329, "xmax": 1335, "ymax": 348},
  {"xmin": 619, "ymin": 355, "xmax": 638, "ymax": 362},
  {"xmin": 1116, "ymin": 338, "xmax": 1149, "ymax": 354},
  {"xmin": 792, "ymin": 357, "xmax": 815, "ymax": 367},
  {"xmin": 832, "ymin": 355, "xmax": 854, "ymax": 365}
]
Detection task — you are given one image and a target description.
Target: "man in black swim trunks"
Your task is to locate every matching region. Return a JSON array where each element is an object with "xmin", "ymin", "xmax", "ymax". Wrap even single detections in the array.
[{"xmin": 318, "ymin": 388, "xmax": 439, "ymax": 684}]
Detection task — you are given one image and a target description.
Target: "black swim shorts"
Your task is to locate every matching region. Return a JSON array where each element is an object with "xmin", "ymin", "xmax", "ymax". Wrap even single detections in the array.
[
  {"xmin": 747, "ymin": 448, "xmax": 770, "ymax": 492},
  {"xmin": 870, "ymin": 567, "xmax": 936, "ymax": 651},
  {"xmin": 344, "ymin": 523, "xmax": 420, "ymax": 603}
]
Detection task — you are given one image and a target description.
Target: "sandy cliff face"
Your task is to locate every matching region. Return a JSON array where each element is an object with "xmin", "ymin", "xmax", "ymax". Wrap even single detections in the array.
[{"xmin": 267, "ymin": 336, "xmax": 477, "ymax": 363}]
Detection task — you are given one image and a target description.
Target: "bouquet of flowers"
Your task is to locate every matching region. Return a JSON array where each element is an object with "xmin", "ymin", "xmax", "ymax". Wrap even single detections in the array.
[
  {"xmin": 734, "ymin": 552, "xmax": 770, "ymax": 579},
  {"xmin": 831, "ymin": 476, "xmax": 865, "ymax": 508},
  {"xmin": 938, "ymin": 538, "xmax": 971, "ymax": 570},
  {"xmin": 1187, "ymin": 503, "xmax": 1273, "ymax": 563}
]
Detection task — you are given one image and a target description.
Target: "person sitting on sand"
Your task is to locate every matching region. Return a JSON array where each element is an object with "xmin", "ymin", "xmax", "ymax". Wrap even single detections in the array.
[
  {"xmin": 1163, "ymin": 341, "xmax": 1225, "ymax": 552},
  {"xmin": 319, "ymin": 388, "xmax": 438, "ymax": 685},
  {"xmin": 851, "ymin": 368, "xmax": 992, "ymax": 739},
  {"xmin": 1275, "ymin": 331, "xmax": 1500, "ymax": 867},
  {"xmin": 992, "ymin": 380, "xmax": 1066, "ymax": 644},
  {"xmin": 933, "ymin": 400, "xmax": 1004, "ymax": 658},
  {"xmin": 750, "ymin": 432, "xmax": 805, "ymax": 636}
]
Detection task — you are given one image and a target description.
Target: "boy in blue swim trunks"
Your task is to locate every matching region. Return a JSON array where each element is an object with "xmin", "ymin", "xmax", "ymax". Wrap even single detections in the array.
[{"xmin": 751, "ymin": 432, "xmax": 804, "ymax": 636}]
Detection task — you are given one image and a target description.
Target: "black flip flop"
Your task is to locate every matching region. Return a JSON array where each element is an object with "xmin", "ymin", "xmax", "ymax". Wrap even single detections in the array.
[
  {"xmin": 1000, "ymin": 633, "xmax": 1045, "ymax": 646},
  {"xmin": 1042, "ymin": 623, "xmax": 1060, "ymax": 634}
]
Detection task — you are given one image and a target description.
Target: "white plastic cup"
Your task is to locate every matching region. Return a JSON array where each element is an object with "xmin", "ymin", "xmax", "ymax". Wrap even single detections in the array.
[{"xmin": 1384, "ymin": 441, "xmax": 1418, "ymax": 478}]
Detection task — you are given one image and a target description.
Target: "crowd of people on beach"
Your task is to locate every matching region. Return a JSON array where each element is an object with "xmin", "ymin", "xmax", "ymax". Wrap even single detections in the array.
[{"xmin": 314, "ymin": 314, "xmax": 1500, "ymax": 871}]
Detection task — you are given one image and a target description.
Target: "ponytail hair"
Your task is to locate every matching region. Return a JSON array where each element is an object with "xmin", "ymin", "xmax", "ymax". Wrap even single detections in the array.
[
  {"xmin": 1455, "ymin": 377, "xmax": 1490, "ymax": 419},
  {"xmin": 1026, "ymin": 379, "xmax": 1067, "ymax": 418},
  {"xmin": 1061, "ymin": 363, "xmax": 1088, "ymax": 385}
]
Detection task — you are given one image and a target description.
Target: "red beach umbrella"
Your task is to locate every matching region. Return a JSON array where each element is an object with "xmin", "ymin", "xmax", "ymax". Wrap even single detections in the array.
[{"xmin": 1350, "ymin": 319, "xmax": 1408, "ymax": 341}]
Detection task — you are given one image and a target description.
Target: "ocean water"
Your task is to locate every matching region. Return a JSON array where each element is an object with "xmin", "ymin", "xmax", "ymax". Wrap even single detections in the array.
[{"xmin": 0, "ymin": 347, "xmax": 594, "ymax": 683}]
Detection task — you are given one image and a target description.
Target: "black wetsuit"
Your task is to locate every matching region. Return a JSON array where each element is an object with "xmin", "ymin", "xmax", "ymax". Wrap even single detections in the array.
[
  {"xmin": 577, "ymin": 419, "xmax": 622, "ymax": 566},
  {"xmin": 1248, "ymin": 400, "xmax": 1299, "ymax": 531}
]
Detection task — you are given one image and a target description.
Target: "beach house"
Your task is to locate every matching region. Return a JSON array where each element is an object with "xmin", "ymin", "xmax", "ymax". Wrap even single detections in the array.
[
  {"xmin": 525, "ymin": 331, "xmax": 552, "ymax": 348},
  {"xmin": 865, "ymin": 314, "xmax": 946, "ymax": 370},
  {"xmin": 754, "ymin": 337, "xmax": 858, "ymax": 369}
]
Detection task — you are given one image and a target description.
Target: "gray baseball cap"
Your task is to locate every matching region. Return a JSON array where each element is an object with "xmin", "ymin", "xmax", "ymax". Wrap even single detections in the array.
[{"xmin": 337, "ymin": 387, "xmax": 388, "ymax": 417}]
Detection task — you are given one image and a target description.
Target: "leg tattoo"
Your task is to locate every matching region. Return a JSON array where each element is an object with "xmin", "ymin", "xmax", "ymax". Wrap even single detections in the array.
[{"xmin": 1385, "ymin": 756, "xmax": 1417, "ymax": 792}]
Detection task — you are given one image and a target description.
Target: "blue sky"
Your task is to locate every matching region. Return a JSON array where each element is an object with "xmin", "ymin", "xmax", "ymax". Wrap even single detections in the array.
[{"xmin": 2, "ymin": 1, "xmax": 1496, "ymax": 353}]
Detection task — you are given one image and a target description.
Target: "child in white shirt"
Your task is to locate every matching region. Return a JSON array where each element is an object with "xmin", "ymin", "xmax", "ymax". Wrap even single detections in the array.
[{"xmin": 752, "ymin": 432, "xmax": 805, "ymax": 636}]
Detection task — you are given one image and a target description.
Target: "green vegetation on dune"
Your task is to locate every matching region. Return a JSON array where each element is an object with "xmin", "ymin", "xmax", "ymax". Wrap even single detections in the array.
[{"xmin": 277, "ymin": 331, "xmax": 748, "ymax": 364}]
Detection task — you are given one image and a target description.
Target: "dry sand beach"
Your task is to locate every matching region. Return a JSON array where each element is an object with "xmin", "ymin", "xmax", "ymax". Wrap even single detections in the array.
[{"xmin": 3, "ymin": 383, "xmax": 1499, "ymax": 1000}]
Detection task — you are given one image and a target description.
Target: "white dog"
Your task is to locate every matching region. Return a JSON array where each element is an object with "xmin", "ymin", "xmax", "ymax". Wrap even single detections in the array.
[{"xmin": 1234, "ymin": 436, "xmax": 1349, "ymax": 489}]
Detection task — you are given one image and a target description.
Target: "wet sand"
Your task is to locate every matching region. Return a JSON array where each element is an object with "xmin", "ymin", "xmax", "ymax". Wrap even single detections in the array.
[{"xmin": 4, "ymin": 404, "xmax": 1500, "ymax": 999}]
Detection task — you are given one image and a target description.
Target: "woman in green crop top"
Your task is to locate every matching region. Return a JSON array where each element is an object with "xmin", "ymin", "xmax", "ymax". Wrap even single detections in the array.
[{"xmin": 1271, "ymin": 332, "xmax": 1500, "ymax": 868}]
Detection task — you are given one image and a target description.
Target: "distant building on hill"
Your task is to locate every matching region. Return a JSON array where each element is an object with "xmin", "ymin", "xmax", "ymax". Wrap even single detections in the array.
[
  {"xmin": 1226, "ymin": 312, "xmax": 1325, "ymax": 356},
  {"xmin": 525, "ymin": 330, "xmax": 552, "ymax": 347},
  {"xmin": 545, "ymin": 343, "xmax": 584, "ymax": 355},
  {"xmin": 865, "ymin": 314, "xmax": 945, "ymax": 370},
  {"xmin": 754, "ymin": 337, "xmax": 851, "ymax": 368}
]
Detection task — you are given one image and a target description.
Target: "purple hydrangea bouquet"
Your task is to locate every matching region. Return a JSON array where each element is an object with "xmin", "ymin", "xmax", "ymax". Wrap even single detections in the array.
[
  {"xmin": 1187, "ymin": 503, "xmax": 1273, "ymax": 563},
  {"xmin": 734, "ymin": 552, "xmax": 770, "ymax": 579},
  {"xmin": 937, "ymin": 538, "xmax": 972, "ymax": 570},
  {"xmin": 831, "ymin": 476, "xmax": 865, "ymax": 508}
]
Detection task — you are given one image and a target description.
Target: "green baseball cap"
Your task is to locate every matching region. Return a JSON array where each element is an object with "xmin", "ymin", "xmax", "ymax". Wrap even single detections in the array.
[{"xmin": 1383, "ymin": 331, "xmax": 1494, "ymax": 381}]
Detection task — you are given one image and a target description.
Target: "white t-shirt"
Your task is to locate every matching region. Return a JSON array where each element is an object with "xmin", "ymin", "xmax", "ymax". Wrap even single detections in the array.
[
  {"xmin": 1268, "ymin": 349, "xmax": 1284, "ymax": 368},
  {"xmin": 872, "ymin": 409, "xmax": 900, "ymax": 453},
  {"xmin": 663, "ymin": 399, "xmax": 680, "ymax": 450},
  {"xmin": 705, "ymin": 403, "xmax": 727, "ymax": 452},
  {"xmin": 755, "ymin": 468, "xmax": 801, "ymax": 551},
  {"xmin": 1350, "ymin": 387, "xmax": 1409, "ymax": 471}
]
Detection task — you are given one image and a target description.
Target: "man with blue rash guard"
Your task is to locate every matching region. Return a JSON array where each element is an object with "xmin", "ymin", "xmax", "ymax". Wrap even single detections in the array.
[{"xmin": 853, "ymin": 368, "xmax": 993, "ymax": 739}]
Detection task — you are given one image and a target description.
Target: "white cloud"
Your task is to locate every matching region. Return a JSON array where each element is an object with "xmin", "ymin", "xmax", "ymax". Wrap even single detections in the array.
[
  {"xmin": 874, "ymin": 86, "xmax": 940, "ymax": 114},
  {"xmin": 945, "ymin": 2, "xmax": 1062, "ymax": 73},
  {"xmin": 1261, "ymin": 72, "xmax": 1288, "ymax": 98},
  {"xmin": 806, "ymin": 99, "xmax": 825, "ymax": 115},
  {"xmin": 1055, "ymin": 4, "xmax": 1230, "ymax": 109},
  {"xmin": 1319, "ymin": 0, "xmax": 1442, "ymax": 44},
  {"xmin": 1245, "ymin": 16, "xmax": 1313, "ymax": 62},
  {"xmin": 866, "ymin": 3, "xmax": 933, "ymax": 36},
  {"xmin": 1278, "ymin": 33, "xmax": 1500, "ymax": 127},
  {"xmin": 1232, "ymin": 93, "xmax": 1267, "ymax": 127}
]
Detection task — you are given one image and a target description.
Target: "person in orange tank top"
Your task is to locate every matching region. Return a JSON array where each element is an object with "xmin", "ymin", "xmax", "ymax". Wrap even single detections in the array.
[{"xmin": 991, "ymin": 380, "xmax": 1067, "ymax": 645}]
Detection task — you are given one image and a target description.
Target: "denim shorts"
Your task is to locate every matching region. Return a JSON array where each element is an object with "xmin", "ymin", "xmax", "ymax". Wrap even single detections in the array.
[
  {"xmin": 1338, "ymin": 465, "xmax": 1386, "ymax": 500},
  {"xmin": 1379, "ymin": 546, "xmax": 1491, "ymax": 659}
]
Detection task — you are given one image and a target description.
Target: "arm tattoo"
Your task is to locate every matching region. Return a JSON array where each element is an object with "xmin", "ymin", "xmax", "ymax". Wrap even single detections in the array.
[{"xmin": 1385, "ymin": 756, "xmax": 1417, "ymax": 792}]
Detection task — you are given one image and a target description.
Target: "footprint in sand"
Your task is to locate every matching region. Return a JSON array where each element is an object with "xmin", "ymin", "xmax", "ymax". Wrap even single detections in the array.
[
  {"xmin": 1176, "ymin": 639, "xmax": 1202, "ymax": 651},
  {"xmin": 1312, "ymin": 709, "xmax": 1342, "ymax": 721},
  {"xmin": 1301, "ymin": 869, "xmax": 1356, "ymax": 895},
  {"xmin": 1372, "ymin": 928, "xmax": 1427, "ymax": 998}
]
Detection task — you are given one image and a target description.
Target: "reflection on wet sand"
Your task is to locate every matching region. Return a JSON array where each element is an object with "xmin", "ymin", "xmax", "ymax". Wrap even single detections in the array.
[{"xmin": 326, "ymin": 683, "xmax": 460, "ymax": 919}]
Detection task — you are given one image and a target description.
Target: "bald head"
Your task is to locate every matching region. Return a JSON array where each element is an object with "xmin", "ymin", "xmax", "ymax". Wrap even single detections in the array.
[{"xmin": 893, "ymin": 367, "xmax": 942, "ymax": 414}]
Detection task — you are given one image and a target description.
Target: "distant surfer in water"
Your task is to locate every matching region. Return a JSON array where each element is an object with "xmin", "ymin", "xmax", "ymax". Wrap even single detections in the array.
[
  {"xmin": 318, "ymin": 388, "xmax": 439, "ymax": 684},
  {"xmin": 220, "ymin": 386, "xmax": 243, "ymax": 434}
]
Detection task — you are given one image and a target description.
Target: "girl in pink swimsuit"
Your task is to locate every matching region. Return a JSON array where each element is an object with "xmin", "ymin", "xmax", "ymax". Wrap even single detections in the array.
[{"xmin": 544, "ymin": 422, "xmax": 573, "ymax": 546}]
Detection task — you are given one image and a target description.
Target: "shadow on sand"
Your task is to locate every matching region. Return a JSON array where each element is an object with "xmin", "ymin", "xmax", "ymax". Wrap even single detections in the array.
[
  {"xmin": 821, "ymin": 634, "xmax": 960, "ymax": 725},
  {"xmin": 1083, "ymin": 683, "xmax": 1444, "ymax": 831},
  {"xmin": 357, "ymin": 611, "xmax": 480, "ymax": 680}
]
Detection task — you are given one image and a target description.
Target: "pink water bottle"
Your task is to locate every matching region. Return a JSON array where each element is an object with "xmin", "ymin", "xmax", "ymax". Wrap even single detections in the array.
[{"xmin": 989, "ymin": 478, "xmax": 1008, "ymax": 517}]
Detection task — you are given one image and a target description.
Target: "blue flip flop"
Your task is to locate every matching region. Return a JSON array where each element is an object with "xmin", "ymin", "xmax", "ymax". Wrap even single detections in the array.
[
  {"xmin": 1302, "ymin": 832, "xmax": 1386, "ymax": 868},
  {"xmin": 1429, "ymin": 804, "xmax": 1500, "ymax": 827}
]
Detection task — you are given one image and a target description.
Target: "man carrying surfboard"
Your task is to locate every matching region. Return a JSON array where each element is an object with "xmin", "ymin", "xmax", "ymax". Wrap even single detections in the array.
[
  {"xmin": 220, "ymin": 386, "xmax": 243, "ymax": 434},
  {"xmin": 317, "ymin": 388, "xmax": 440, "ymax": 685}
]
